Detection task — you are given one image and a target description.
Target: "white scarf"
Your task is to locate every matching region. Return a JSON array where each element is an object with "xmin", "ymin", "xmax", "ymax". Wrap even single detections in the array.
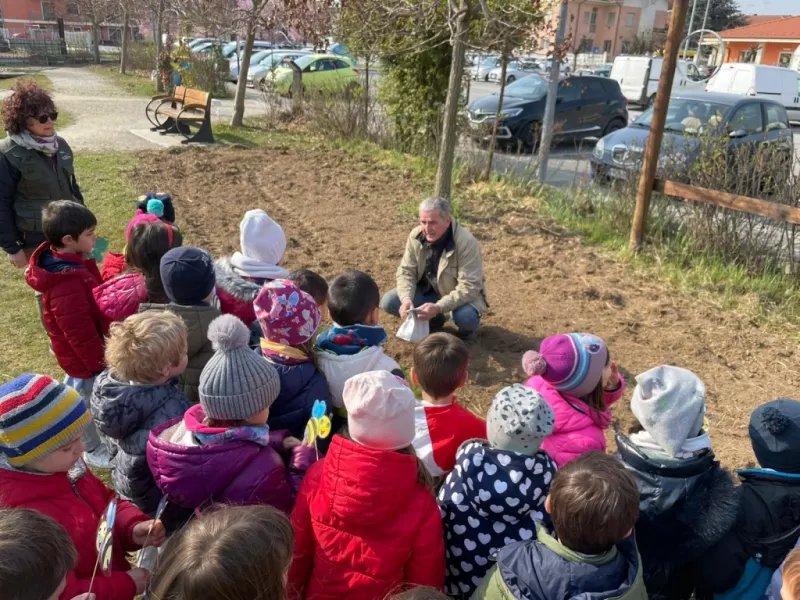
[
  {"xmin": 630, "ymin": 430, "xmax": 712, "ymax": 460},
  {"xmin": 229, "ymin": 251, "xmax": 289, "ymax": 280},
  {"xmin": 9, "ymin": 130, "xmax": 59, "ymax": 157}
]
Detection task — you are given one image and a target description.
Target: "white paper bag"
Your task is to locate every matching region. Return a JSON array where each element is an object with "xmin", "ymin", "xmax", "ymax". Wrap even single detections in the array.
[{"xmin": 396, "ymin": 310, "xmax": 430, "ymax": 343}]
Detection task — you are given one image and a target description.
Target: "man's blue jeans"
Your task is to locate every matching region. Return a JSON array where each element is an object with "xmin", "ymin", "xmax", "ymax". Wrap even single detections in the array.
[{"xmin": 381, "ymin": 288, "xmax": 481, "ymax": 335}]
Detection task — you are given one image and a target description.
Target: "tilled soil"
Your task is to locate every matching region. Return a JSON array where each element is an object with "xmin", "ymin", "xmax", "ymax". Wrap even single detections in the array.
[{"xmin": 131, "ymin": 144, "xmax": 799, "ymax": 469}]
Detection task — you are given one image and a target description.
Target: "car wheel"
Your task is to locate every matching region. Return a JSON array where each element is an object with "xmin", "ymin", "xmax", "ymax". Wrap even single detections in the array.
[
  {"xmin": 521, "ymin": 122, "xmax": 541, "ymax": 154},
  {"xmin": 507, "ymin": 75, "xmax": 516, "ymax": 84},
  {"xmin": 602, "ymin": 118, "xmax": 625, "ymax": 136},
  {"xmin": 484, "ymin": 74, "xmax": 489, "ymax": 82}
]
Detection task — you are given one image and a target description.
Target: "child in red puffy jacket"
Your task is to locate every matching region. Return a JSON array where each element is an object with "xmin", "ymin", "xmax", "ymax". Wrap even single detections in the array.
[
  {"xmin": 288, "ymin": 370, "xmax": 445, "ymax": 600},
  {"xmin": 0, "ymin": 375, "xmax": 165, "ymax": 600}
]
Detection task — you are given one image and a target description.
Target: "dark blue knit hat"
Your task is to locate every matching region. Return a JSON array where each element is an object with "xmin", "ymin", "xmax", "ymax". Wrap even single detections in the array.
[
  {"xmin": 750, "ymin": 398, "xmax": 800, "ymax": 473},
  {"xmin": 160, "ymin": 247, "xmax": 216, "ymax": 305}
]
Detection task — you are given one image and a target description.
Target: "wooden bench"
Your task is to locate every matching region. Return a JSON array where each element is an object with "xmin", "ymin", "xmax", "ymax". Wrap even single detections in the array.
[{"xmin": 144, "ymin": 86, "xmax": 214, "ymax": 144}]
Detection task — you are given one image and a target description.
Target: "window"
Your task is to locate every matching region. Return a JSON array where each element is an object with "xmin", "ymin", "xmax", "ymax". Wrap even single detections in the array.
[
  {"xmin": 41, "ymin": 0, "xmax": 56, "ymax": 20},
  {"xmin": 583, "ymin": 10, "xmax": 591, "ymax": 24},
  {"xmin": 557, "ymin": 79, "xmax": 581, "ymax": 102},
  {"xmin": 728, "ymin": 103, "xmax": 764, "ymax": 136},
  {"xmin": 333, "ymin": 59, "xmax": 350, "ymax": 69},
  {"xmin": 541, "ymin": 39, "xmax": 549, "ymax": 49},
  {"xmin": 581, "ymin": 80, "xmax": 606, "ymax": 99},
  {"xmin": 778, "ymin": 52, "xmax": 792, "ymax": 68},
  {"xmin": 626, "ymin": 12, "xmax": 635, "ymax": 27},
  {"xmin": 66, "ymin": 1, "xmax": 78, "ymax": 14},
  {"xmin": 765, "ymin": 104, "xmax": 789, "ymax": 131},
  {"xmin": 590, "ymin": 8, "xmax": 598, "ymax": 33},
  {"xmin": 603, "ymin": 40, "xmax": 612, "ymax": 53},
  {"xmin": 578, "ymin": 38, "xmax": 593, "ymax": 53},
  {"xmin": 608, "ymin": 12, "xmax": 616, "ymax": 27}
]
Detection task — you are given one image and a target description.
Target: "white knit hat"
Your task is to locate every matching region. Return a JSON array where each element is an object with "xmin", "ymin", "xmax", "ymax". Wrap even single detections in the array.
[
  {"xmin": 239, "ymin": 209, "xmax": 286, "ymax": 266},
  {"xmin": 343, "ymin": 371, "xmax": 416, "ymax": 451}
]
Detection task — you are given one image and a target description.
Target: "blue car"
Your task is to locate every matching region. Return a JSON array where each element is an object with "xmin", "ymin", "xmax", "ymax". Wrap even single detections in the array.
[{"xmin": 591, "ymin": 92, "xmax": 794, "ymax": 184}]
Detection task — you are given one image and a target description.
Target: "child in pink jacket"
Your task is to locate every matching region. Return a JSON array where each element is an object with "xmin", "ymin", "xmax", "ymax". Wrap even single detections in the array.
[{"xmin": 522, "ymin": 332, "xmax": 624, "ymax": 467}]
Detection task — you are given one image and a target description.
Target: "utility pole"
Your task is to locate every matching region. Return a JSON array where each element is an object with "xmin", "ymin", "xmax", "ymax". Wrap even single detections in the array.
[
  {"xmin": 682, "ymin": 0, "xmax": 698, "ymax": 58},
  {"xmin": 630, "ymin": 0, "xmax": 691, "ymax": 250},
  {"xmin": 695, "ymin": 0, "xmax": 711, "ymax": 64},
  {"xmin": 537, "ymin": 0, "xmax": 569, "ymax": 183}
]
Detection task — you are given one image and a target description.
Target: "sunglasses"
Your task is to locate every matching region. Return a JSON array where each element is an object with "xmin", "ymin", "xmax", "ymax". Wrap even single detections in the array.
[{"xmin": 34, "ymin": 112, "xmax": 58, "ymax": 124}]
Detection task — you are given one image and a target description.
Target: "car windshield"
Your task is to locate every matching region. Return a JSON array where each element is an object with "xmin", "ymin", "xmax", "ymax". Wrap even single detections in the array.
[
  {"xmin": 222, "ymin": 42, "xmax": 236, "ymax": 57},
  {"xmin": 259, "ymin": 53, "xmax": 296, "ymax": 67},
  {"xmin": 633, "ymin": 99, "xmax": 730, "ymax": 135},
  {"xmin": 504, "ymin": 75, "xmax": 548, "ymax": 100},
  {"xmin": 292, "ymin": 55, "xmax": 318, "ymax": 69},
  {"xmin": 481, "ymin": 57, "xmax": 498, "ymax": 66}
]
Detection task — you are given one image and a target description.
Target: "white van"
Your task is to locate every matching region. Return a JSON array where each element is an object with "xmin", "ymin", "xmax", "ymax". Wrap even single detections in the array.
[
  {"xmin": 706, "ymin": 63, "xmax": 800, "ymax": 123},
  {"xmin": 610, "ymin": 56, "xmax": 705, "ymax": 106}
]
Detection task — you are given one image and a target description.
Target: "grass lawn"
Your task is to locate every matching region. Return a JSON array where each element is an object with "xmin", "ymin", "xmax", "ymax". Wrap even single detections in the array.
[
  {"xmin": 0, "ymin": 73, "xmax": 52, "ymax": 91},
  {"xmin": 88, "ymin": 65, "xmax": 158, "ymax": 98},
  {"xmin": 0, "ymin": 152, "xmax": 138, "ymax": 380}
]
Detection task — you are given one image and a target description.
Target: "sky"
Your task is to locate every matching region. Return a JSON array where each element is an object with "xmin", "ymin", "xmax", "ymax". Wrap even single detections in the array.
[{"xmin": 737, "ymin": 0, "xmax": 794, "ymax": 15}]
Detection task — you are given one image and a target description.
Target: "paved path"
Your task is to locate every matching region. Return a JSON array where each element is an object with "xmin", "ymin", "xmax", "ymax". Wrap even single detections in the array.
[{"xmin": 1, "ymin": 67, "xmax": 268, "ymax": 151}]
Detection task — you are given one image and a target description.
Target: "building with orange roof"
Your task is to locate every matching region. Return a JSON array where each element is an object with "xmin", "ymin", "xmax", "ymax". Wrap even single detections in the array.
[{"xmin": 703, "ymin": 15, "xmax": 800, "ymax": 68}]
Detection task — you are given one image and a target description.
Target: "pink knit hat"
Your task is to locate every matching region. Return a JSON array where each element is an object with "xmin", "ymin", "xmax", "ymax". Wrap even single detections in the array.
[
  {"xmin": 125, "ymin": 213, "xmax": 160, "ymax": 242},
  {"xmin": 253, "ymin": 279, "xmax": 321, "ymax": 346},
  {"xmin": 522, "ymin": 333, "xmax": 609, "ymax": 399},
  {"xmin": 343, "ymin": 371, "xmax": 416, "ymax": 451}
]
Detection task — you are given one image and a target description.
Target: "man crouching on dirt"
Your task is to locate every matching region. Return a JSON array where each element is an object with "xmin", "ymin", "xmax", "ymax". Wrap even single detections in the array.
[{"xmin": 381, "ymin": 196, "xmax": 488, "ymax": 340}]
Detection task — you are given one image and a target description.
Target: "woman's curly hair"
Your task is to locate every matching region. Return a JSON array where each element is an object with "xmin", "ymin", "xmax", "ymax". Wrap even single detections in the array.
[{"xmin": 2, "ymin": 79, "xmax": 56, "ymax": 135}]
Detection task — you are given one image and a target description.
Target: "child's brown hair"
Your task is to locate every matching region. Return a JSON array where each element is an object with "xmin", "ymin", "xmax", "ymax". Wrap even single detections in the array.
[
  {"xmin": 412, "ymin": 332, "xmax": 469, "ymax": 398},
  {"xmin": 42, "ymin": 200, "xmax": 97, "ymax": 248},
  {"xmin": 582, "ymin": 350, "xmax": 612, "ymax": 413},
  {"xmin": 287, "ymin": 269, "xmax": 329, "ymax": 307},
  {"xmin": 548, "ymin": 451, "xmax": 639, "ymax": 554},
  {"xmin": 106, "ymin": 311, "xmax": 188, "ymax": 384},
  {"xmin": 784, "ymin": 547, "xmax": 800, "ymax": 600},
  {"xmin": 149, "ymin": 505, "xmax": 293, "ymax": 600},
  {"xmin": 126, "ymin": 220, "xmax": 182, "ymax": 303},
  {"xmin": 0, "ymin": 508, "xmax": 77, "ymax": 600}
]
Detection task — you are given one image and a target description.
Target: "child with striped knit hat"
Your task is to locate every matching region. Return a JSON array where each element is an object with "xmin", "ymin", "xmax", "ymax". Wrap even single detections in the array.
[{"xmin": 0, "ymin": 374, "xmax": 165, "ymax": 600}]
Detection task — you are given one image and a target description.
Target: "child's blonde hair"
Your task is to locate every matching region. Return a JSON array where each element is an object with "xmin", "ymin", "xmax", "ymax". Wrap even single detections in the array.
[
  {"xmin": 149, "ymin": 505, "xmax": 293, "ymax": 600},
  {"xmin": 105, "ymin": 311, "xmax": 187, "ymax": 384},
  {"xmin": 784, "ymin": 547, "xmax": 800, "ymax": 600}
]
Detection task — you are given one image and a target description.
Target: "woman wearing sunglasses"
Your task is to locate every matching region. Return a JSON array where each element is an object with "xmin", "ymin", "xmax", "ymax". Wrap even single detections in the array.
[{"xmin": 0, "ymin": 79, "xmax": 83, "ymax": 268}]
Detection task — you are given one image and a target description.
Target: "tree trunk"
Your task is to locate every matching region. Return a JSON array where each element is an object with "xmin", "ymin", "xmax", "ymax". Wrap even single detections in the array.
[
  {"xmin": 363, "ymin": 54, "xmax": 370, "ymax": 133},
  {"xmin": 119, "ymin": 8, "xmax": 129, "ymax": 74},
  {"xmin": 230, "ymin": 25, "xmax": 256, "ymax": 127},
  {"xmin": 92, "ymin": 19, "xmax": 100, "ymax": 65},
  {"xmin": 289, "ymin": 61, "xmax": 303, "ymax": 113},
  {"xmin": 483, "ymin": 51, "xmax": 509, "ymax": 180},
  {"xmin": 434, "ymin": 0, "xmax": 470, "ymax": 200},
  {"xmin": 155, "ymin": 0, "xmax": 165, "ymax": 93}
]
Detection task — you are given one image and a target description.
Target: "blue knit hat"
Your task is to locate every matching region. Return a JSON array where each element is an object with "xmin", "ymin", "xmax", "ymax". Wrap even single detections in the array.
[
  {"xmin": 750, "ymin": 399, "xmax": 800, "ymax": 473},
  {"xmin": 160, "ymin": 247, "xmax": 216, "ymax": 305},
  {"xmin": 0, "ymin": 375, "xmax": 91, "ymax": 467}
]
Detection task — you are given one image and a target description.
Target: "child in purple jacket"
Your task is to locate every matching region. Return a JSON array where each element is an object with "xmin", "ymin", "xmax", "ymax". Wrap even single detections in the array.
[{"xmin": 147, "ymin": 314, "xmax": 316, "ymax": 515}]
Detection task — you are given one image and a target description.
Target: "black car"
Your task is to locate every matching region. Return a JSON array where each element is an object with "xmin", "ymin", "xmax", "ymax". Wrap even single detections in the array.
[{"xmin": 467, "ymin": 75, "xmax": 629, "ymax": 150}]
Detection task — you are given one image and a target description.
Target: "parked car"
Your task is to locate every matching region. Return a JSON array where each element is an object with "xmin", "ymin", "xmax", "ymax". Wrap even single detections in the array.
[
  {"xmin": 192, "ymin": 41, "xmax": 226, "ymax": 55},
  {"xmin": 187, "ymin": 38, "xmax": 218, "ymax": 50},
  {"xmin": 591, "ymin": 92, "xmax": 794, "ymax": 184},
  {"xmin": 610, "ymin": 56, "xmax": 704, "ymax": 106},
  {"xmin": 247, "ymin": 50, "xmax": 313, "ymax": 90},
  {"xmin": 706, "ymin": 63, "xmax": 800, "ymax": 123},
  {"xmin": 472, "ymin": 56, "xmax": 501, "ymax": 81},
  {"xmin": 228, "ymin": 49, "xmax": 283, "ymax": 82},
  {"xmin": 487, "ymin": 60, "xmax": 543, "ymax": 84},
  {"xmin": 223, "ymin": 40, "xmax": 276, "ymax": 61},
  {"xmin": 467, "ymin": 75, "xmax": 628, "ymax": 150},
  {"xmin": 270, "ymin": 54, "xmax": 359, "ymax": 96}
]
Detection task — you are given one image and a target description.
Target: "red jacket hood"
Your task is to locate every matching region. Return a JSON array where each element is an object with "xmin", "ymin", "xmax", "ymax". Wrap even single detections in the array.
[
  {"xmin": 25, "ymin": 243, "xmax": 96, "ymax": 293},
  {"xmin": 320, "ymin": 435, "xmax": 420, "ymax": 526}
]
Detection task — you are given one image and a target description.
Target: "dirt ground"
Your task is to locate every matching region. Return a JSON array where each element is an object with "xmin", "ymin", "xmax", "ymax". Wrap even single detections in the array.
[{"xmin": 130, "ymin": 144, "xmax": 798, "ymax": 469}]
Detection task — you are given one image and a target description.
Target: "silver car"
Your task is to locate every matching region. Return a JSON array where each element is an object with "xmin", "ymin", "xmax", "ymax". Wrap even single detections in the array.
[
  {"xmin": 472, "ymin": 56, "xmax": 501, "ymax": 81},
  {"xmin": 487, "ymin": 60, "xmax": 543, "ymax": 84},
  {"xmin": 247, "ymin": 50, "xmax": 313, "ymax": 90}
]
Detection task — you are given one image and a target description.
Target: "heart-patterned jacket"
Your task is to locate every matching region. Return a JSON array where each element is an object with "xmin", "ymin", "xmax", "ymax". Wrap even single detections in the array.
[{"xmin": 437, "ymin": 439, "xmax": 558, "ymax": 600}]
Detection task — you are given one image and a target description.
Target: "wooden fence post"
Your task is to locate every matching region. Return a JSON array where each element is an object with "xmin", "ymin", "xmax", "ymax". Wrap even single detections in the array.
[{"xmin": 629, "ymin": 0, "xmax": 690, "ymax": 250}]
